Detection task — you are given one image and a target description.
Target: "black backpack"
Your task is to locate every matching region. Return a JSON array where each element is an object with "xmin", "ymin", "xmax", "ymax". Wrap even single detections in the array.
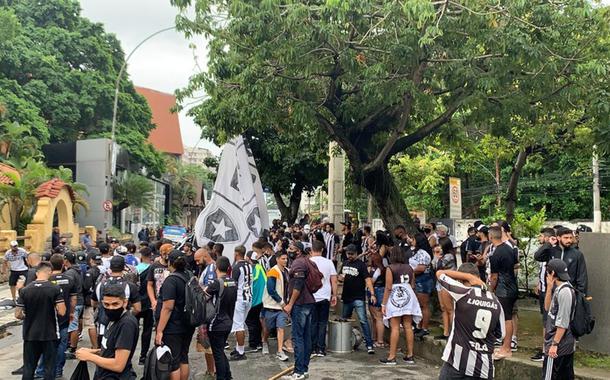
[
  {"xmin": 170, "ymin": 272, "xmax": 223, "ymax": 327},
  {"xmin": 570, "ymin": 286, "xmax": 595, "ymax": 338}
]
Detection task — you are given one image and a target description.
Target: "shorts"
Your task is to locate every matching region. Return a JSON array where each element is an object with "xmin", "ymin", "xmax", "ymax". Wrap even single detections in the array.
[
  {"xmin": 83, "ymin": 306, "xmax": 96, "ymax": 329},
  {"xmin": 368, "ymin": 287, "xmax": 384, "ymax": 308},
  {"xmin": 512, "ymin": 299, "xmax": 519, "ymax": 315},
  {"xmin": 9, "ymin": 270, "xmax": 28, "ymax": 286},
  {"xmin": 164, "ymin": 330, "xmax": 195, "ymax": 371},
  {"xmin": 498, "ymin": 297, "xmax": 517, "ymax": 320},
  {"xmin": 263, "ymin": 309, "xmax": 288, "ymax": 330},
  {"xmin": 68, "ymin": 305, "xmax": 84, "ymax": 332},
  {"xmin": 231, "ymin": 301, "xmax": 251, "ymax": 332},
  {"xmin": 415, "ymin": 274, "xmax": 434, "ymax": 295}
]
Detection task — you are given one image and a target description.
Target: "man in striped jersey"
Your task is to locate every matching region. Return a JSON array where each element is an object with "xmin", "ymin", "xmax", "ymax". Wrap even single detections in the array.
[
  {"xmin": 230, "ymin": 245, "xmax": 253, "ymax": 361},
  {"xmin": 436, "ymin": 263, "xmax": 505, "ymax": 380}
]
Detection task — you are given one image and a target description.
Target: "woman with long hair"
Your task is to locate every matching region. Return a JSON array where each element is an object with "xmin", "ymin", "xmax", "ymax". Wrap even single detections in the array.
[
  {"xmin": 408, "ymin": 232, "xmax": 433, "ymax": 339},
  {"xmin": 380, "ymin": 247, "xmax": 422, "ymax": 365},
  {"xmin": 432, "ymin": 237, "xmax": 457, "ymax": 340},
  {"xmin": 367, "ymin": 242, "xmax": 387, "ymax": 348}
]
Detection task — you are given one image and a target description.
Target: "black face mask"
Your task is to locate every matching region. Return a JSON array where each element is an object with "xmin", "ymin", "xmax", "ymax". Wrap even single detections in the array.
[
  {"xmin": 288, "ymin": 251, "xmax": 297, "ymax": 260},
  {"xmin": 104, "ymin": 307, "xmax": 124, "ymax": 322},
  {"xmin": 424, "ymin": 228, "xmax": 432, "ymax": 234}
]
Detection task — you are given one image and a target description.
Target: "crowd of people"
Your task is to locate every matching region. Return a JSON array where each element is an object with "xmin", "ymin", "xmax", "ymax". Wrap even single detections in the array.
[{"xmin": 5, "ymin": 216, "xmax": 589, "ymax": 380}]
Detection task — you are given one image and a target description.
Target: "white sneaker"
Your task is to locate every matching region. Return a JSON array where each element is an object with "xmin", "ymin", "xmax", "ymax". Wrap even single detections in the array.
[
  {"xmin": 276, "ymin": 350, "xmax": 289, "ymax": 361},
  {"xmin": 289, "ymin": 373, "xmax": 305, "ymax": 380}
]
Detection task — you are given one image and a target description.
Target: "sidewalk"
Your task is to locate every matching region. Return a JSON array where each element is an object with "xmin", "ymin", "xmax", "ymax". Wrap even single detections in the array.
[{"xmin": 0, "ymin": 284, "xmax": 21, "ymax": 335}]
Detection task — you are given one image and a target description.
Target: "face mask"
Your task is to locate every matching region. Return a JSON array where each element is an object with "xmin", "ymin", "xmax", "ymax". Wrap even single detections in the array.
[
  {"xmin": 104, "ymin": 307, "xmax": 124, "ymax": 322},
  {"xmin": 424, "ymin": 228, "xmax": 432, "ymax": 234},
  {"xmin": 288, "ymin": 252, "xmax": 297, "ymax": 260}
]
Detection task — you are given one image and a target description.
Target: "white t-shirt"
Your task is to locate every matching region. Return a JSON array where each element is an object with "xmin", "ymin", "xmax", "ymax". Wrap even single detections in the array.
[
  {"xmin": 4, "ymin": 248, "xmax": 28, "ymax": 271},
  {"xmin": 310, "ymin": 256, "xmax": 337, "ymax": 302}
]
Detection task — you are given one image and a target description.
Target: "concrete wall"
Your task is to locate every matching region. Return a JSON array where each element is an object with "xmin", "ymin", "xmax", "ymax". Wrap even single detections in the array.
[
  {"xmin": 577, "ymin": 233, "xmax": 610, "ymax": 354},
  {"xmin": 75, "ymin": 139, "xmax": 113, "ymax": 234}
]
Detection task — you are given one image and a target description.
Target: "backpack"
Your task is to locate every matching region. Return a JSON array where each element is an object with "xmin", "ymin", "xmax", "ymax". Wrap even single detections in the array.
[
  {"xmin": 141, "ymin": 345, "xmax": 172, "ymax": 380},
  {"xmin": 95, "ymin": 276, "xmax": 131, "ymax": 326},
  {"xmin": 170, "ymin": 271, "xmax": 223, "ymax": 327},
  {"xmin": 304, "ymin": 258, "xmax": 323, "ymax": 294},
  {"xmin": 570, "ymin": 286, "xmax": 595, "ymax": 338}
]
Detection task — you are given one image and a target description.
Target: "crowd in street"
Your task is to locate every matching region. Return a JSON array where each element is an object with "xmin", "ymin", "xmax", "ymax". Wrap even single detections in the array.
[{"xmin": 4, "ymin": 216, "xmax": 589, "ymax": 380}]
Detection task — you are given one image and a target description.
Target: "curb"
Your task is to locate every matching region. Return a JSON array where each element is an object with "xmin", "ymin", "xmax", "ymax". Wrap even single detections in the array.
[{"xmin": 412, "ymin": 335, "xmax": 606, "ymax": 380}]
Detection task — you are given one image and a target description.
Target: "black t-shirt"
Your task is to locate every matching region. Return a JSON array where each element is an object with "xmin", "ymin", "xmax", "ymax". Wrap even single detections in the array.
[
  {"xmin": 490, "ymin": 243, "xmax": 518, "ymax": 298},
  {"xmin": 65, "ymin": 266, "xmax": 84, "ymax": 306},
  {"xmin": 138, "ymin": 265, "xmax": 152, "ymax": 311},
  {"xmin": 205, "ymin": 276, "xmax": 238, "ymax": 332},
  {"xmin": 184, "ymin": 254, "xmax": 198, "ymax": 276},
  {"xmin": 146, "ymin": 261, "xmax": 169, "ymax": 299},
  {"xmin": 50, "ymin": 273, "xmax": 77, "ymax": 328},
  {"xmin": 156, "ymin": 271, "xmax": 190, "ymax": 335},
  {"xmin": 341, "ymin": 260, "xmax": 370, "ymax": 303},
  {"xmin": 17, "ymin": 280, "xmax": 64, "ymax": 341},
  {"xmin": 83, "ymin": 266, "xmax": 101, "ymax": 307},
  {"xmin": 95, "ymin": 312, "xmax": 139, "ymax": 380}
]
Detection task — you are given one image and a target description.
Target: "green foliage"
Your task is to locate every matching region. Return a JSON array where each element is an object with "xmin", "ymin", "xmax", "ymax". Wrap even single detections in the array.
[
  {"xmin": 167, "ymin": 160, "xmax": 213, "ymax": 223},
  {"xmin": 0, "ymin": 0, "xmax": 165, "ymax": 176},
  {"xmin": 173, "ymin": 0, "xmax": 610, "ymax": 228},
  {"xmin": 112, "ymin": 171, "xmax": 154, "ymax": 212}
]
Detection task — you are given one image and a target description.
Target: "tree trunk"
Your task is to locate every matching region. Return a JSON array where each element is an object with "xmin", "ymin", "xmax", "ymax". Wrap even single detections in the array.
[
  {"xmin": 357, "ymin": 163, "xmax": 413, "ymax": 232},
  {"xmin": 288, "ymin": 183, "xmax": 304, "ymax": 224},
  {"xmin": 505, "ymin": 149, "xmax": 530, "ymax": 224}
]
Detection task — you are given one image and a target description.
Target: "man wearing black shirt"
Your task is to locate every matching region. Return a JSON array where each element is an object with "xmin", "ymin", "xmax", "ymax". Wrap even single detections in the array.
[
  {"xmin": 34, "ymin": 254, "xmax": 77, "ymax": 378},
  {"xmin": 146, "ymin": 243, "xmax": 172, "ymax": 320},
  {"xmin": 76, "ymin": 283, "xmax": 139, "ymax": 380},
  {"xmin": 205, "ymin": 256, "xmax": 238, "ymax": 380},
  {"xmin": 339, "ymin": 244, "xmax": 376, "ymax": 354},
  {"xmin": 155, "ymin": 250, "xmax": 195, "ymax": 380},
  {"xmin": 83, "ymin": 251, "xmax": 102, "ymax": 349},
  {"xmin": 16, "ymin": 262, "xmax": 66, "ymax": 380},
  {"xmin": 64, "ymin": 252, "xmax": 85, "ymax": 357},
  {"xmin": 136, "ymin": 247, "xmax": 154, "ymax": 365},
  {"xmin": 488, "ymin": 226, "xmax": 518, "ymax": 360}
]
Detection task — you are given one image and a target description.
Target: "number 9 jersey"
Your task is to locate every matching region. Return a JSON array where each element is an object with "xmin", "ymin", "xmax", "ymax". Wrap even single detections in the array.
[{"xmin": 437, "ymin": 274, "xmax": 505, "ymax": 379}]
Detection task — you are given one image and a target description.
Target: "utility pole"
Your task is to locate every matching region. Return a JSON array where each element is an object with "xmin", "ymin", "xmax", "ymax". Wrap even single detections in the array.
[{"xmin": 593, "ymin": 146, "xmax": 601, "ymax": 232}]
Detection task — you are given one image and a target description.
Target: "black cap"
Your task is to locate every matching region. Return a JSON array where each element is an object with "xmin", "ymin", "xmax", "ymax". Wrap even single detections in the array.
[
  {"xmin": 547, "ymin": 259, "xmax": 570, "ymax": 281},
  {"xmin": 110, "ymin": 238, "xmax": 119, "ymax": 243},
  {"xmin": 63, "ymin": 251, "xmax": 76, "ymax": 264},
  {"xmin": 291, "ymin": 241, "xmax": 304, "ymax": 252},
  {"xmin": 473, "ymin": 220, "xmax": 483, "ymax": 229},
  {"xmin": 110, "ymin": 256, "xmax": 125, "ymax": 271},
  {"xmin": 168, "ymin": 249, "xmax": 184, "ymax": 263},
  {"xmin": 340, "ymin": 221, "xmax": 352, "ymax": 228},
  {"xmin": 345, "ymin": 244, "xmax": 358, "ymax": 253},
  {"xmin": 86, "ymin": 251, "xmax": 102, "ymax": 264},
  {"xmin": 76, "ymin": 251, "xmax": 87, "ymax": 264},
  {"xmin": 477, "ymin": 224, "xmax": 489, "ymax": 234}
]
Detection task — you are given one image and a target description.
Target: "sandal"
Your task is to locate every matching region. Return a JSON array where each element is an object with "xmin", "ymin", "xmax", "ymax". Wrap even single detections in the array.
[{"xmin": 373, "ymin": 342, "xmax": 387, "ymax": 348}]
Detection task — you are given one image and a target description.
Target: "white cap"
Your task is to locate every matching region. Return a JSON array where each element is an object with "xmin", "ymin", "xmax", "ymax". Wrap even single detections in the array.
[
  {"xmin": 9, "ymin": 240, "xmax": 18, "ymax": 247},
  {"xmin": 304, "ymin": 224, "xmax": 311, "ymax": 232}
]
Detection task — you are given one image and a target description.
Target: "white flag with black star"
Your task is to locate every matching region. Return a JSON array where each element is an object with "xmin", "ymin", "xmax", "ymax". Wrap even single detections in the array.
[{"xmin": 194, "ymin": 136, "xmax": 269, "ymax": 262}]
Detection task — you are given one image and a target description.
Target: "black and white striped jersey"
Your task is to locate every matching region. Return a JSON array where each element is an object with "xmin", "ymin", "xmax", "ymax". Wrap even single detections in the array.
[
  {"xmin": 438, "ymin": 274, "xmax": 506, "ymax": 379},
  {"xmin": 232, "ymin": 260, "xmax": 253, "ymax": 303}
]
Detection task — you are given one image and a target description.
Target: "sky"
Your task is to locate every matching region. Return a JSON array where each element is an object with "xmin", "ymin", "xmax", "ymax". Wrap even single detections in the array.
[{"xmin": 79, "ymin": 0, "xmax": 220, "ymax": 155}]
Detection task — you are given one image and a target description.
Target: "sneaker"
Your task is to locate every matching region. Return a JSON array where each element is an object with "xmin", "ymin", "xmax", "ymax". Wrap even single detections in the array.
[
  {"xmin": 277, "ymin": 350, "xmax": 289, "ymax": 361},
  {"xmin": 403, "ymin": 356, "xmax": 416, "ymax": 365},
  {"xmin": 530, "ymin": 350, "xmax": 544, "ymax": 362},
  {"xmin": 262, "ymin": 343, "xmax": 269, "ymax": 355},
  {"xmin": 289, "ymin": 373, "xmax": 306, "ymax": 380},
  {"xmin": 434, "ymin": 334, "xmax": 448, "ymax": 340},
  {"xmin": 55, "ymin": 373, "xmax": 63, "ymax": 379},
  {"xmin": 494, "ymin": 338, "xmax": 503, "ymax": 347},
  {"xmin": 246, "ymin": 346, "xmax": 261, "ymax": 353},
  {"xmin": 65, "ymin": 351, "xmax": 76, "ymax": 360},
  {"xmin": 224, "ymin": 343, "xmax": 230, "ymax": 350},
  {"xmin": 379, "ymin": 358, "xmax": 397, "ymax": 365},
  {"xmin": 415, "ymin": 329, "xmax": 429, "ymax": 339},
  {"xmin": 304, "ymin": 372, "xmax": 309, "ymax": 378},
  {"xmin": 310, "ymin": 351, "xmax": 317, "ymax": 359},
  {"xmin": 317, "ymin": 351, "xmax": 327, "ymax": 357},
  {"xmin": 229, "ymin": 349, "xmax": 239, "ymax": 357},
  {"xmin": 367, "ymin": 346, "xmax": 375, "ymax": 354},
  {"xmin": 511, "ymin": 338, "xmax": 518, "ymax": 352},
  {"xmin": 138, "ymin": 357, "xmax": 146, "ymax": 365},
  {"xmin": 230, "ymin": 352, "xmax": 247, "ymax": 361},
  {"xmin": 11, "ymin": 366, "xmax": 23, "ymax": 375}
]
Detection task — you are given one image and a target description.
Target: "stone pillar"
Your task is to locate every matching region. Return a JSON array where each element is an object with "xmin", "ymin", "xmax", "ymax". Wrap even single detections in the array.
[
  {"xmin": 327, "ymin": 142, "xmax": 345, "ymax": 224},
  {"xmin": 0, "ymin": 230, "xmax": 17, "ymax": 252}
]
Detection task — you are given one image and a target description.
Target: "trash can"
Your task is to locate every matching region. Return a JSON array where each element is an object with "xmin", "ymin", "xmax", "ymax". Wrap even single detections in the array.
[{"xmin": 327, "ymin": 319, "xmax": 353, "ymax": 353}]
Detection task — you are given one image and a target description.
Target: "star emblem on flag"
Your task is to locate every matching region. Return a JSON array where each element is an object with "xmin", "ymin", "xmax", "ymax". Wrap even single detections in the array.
[
  {"xmin": 247, "ymin": 207, "xmax": 263, "ymax": 237},
  {"xmin": 203, "ymin": 209, "xmax": 239, "ymax": 242}
]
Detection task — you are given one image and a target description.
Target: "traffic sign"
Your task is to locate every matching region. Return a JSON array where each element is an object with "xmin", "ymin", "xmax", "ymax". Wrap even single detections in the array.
[{"xmin": 103, "ymin": 200, "xmax": 113, "ymax": 211}]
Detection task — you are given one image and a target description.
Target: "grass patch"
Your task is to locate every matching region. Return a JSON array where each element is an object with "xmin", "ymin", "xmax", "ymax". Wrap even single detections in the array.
[{"xmin": 575, "ymin": 350, "xmax": 610, "ymax": 369}]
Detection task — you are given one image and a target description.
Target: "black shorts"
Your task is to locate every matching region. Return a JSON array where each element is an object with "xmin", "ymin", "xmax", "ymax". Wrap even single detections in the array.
[
  {"xmin": 9, "ymin": 270, "xmax": 28, "ymax": 286},
  {"xmin": 164, "ymin": 330, "xmax": 195, "ymax": 371},
  {"xmin": 542, "ymin": 353, "xmax": 574, "ymax": 380},
  {"xmin": 497, "ymin": 297, "xmax": 517, "ymax": 320}
]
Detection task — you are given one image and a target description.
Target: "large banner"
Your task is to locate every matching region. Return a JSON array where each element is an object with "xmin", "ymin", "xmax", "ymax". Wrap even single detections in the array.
[{"xmin": 194, "ymin": 136, "xmax": 269, "ymax": 262}]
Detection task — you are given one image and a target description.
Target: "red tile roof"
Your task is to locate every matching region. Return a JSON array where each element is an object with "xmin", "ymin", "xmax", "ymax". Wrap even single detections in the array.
[
  {"xmin": 135, "ymin": 86, "xmax": 184, "ymax": 156},
  {"xmin": 35, "ymin": 178, "xmax": 75, "ymax": 201},
  {"xmin": 0, "ymin": 162, "xmax": 19, "ymax": 185}
]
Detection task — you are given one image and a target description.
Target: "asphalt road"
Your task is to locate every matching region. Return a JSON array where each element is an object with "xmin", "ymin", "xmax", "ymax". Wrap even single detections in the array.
[{"xmin": 0, "ymin": 323, "xmax": 442, "ymax": 379}]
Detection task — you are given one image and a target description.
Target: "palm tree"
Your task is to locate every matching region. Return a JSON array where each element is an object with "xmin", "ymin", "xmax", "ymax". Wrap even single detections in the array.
[
  {"xmin": 0, "ymin": 159, "xmax": 48, "ymax": 230},
  {"xmin": 112, "ymin": 171, "xmax": 154, "ymax": 212}
]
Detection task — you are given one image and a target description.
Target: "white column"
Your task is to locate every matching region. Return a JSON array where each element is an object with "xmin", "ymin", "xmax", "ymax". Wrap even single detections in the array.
[
  {"xmin": 327, "ymin": 142, "xmax": 345, "ymax": 224},
  {"xmin": 593, "ymin": 146, "xmax": 602, "ymax": 232}
]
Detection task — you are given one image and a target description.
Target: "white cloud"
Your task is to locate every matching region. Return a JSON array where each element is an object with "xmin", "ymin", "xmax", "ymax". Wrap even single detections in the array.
[{"xmin": 80, "ymin": 0, "xmax": 220, "ymax": 155}]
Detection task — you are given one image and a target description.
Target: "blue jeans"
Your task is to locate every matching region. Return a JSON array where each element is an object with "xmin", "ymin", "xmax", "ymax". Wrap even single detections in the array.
[
  {"xmin": 36, "ymin": 327, "xmax": 68, "ymax": 377},
  {"xmin": 311, "ymin": 300, "xmax": 330, "ymax": 352},
  {"xmin": 291, "ymin": 303, "xmax": 314, "ymax": 375},
  {"xmin": 341, "ymin": 299, "xmax": 373, "ymax": 347}
]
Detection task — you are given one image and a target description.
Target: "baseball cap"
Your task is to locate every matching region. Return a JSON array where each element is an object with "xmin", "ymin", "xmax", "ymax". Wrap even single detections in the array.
[
  {"xmin": 110, "ymin": 238, "xmax": 119, "ymax": 243},
  {"xmin": 86, "ymin": 251, "xmax": 103, "ymax": 264},
  {"xmin": 109, "ymin": 256, "xmax": 125, "ymax": 271},
  {"xmin": 345, "ymin": 244, "xmax": 358, "ymax": 253},
  {"xmin": 547, "ymin": 259, "xmax": 570, "ymax": 281},
  {"xmin": 116, "ymin": 245, "xmax": 128, "ymax": 255},
  {"xmin": 477, "ymin": 224, "xmax": 489, "ymax": 234},
  {"xmin": 290, "ymin": 241, "xmax": 304, "ymax": 252},
  {"xmin": 63, "ymin": 251, "xmax": 76, "ymax": 263},
  {"xmin": 10, "ymin": 240, "xmax": 18, "ymax": 247},
  {"xmin": 168, "ymin": 249, "xmax": 184, "ymax": 263},
  {"xmin": 303, "ymin": 224, "xmax": 311, "ymax": 232},
  {"xmin": 246, "ymin": 250, "xmax": 258, "ymax": 261},
  {"xmin": 76, "ymin": 251, "xmax": 87, "ymax": 264}
]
